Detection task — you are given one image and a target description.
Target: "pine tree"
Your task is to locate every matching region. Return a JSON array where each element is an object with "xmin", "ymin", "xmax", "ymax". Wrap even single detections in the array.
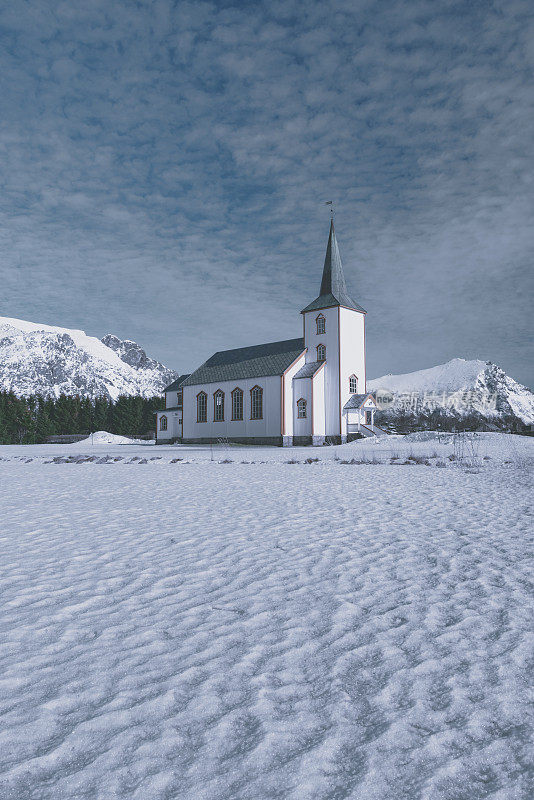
[
  {"xmin": 34, "ymin": 396, "xmax": 55, "ymax": 442},
  {"xmin": 79, "ymin": 398, "xmax": 93, "ymax": 434},
  {"xmin": 111, "ymin": 395, "xmax": 134, "ymax": 435},
  {"xmin": 11, "ymin": 396, "xmax": 34, "ymax": 443},
  {"xmin": 93, "ymin": 397, "xmax": 110, "ymax": 432},
  {"xmin": 142, "ymin": 396, "xmax": 162, "ymax": 437},
  {"xmin": 54, "ymin": 394, "xmax": 78, "ymax": 434}
]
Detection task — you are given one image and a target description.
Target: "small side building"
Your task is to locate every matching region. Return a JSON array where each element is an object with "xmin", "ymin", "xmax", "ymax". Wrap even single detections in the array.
[
  {"xmin": 343, "ymin": 392, "xmax": 379, "ymax": 438},
  {"xmin": 155, "ymin": 374, "xmax": 190, "ymax": 443}
]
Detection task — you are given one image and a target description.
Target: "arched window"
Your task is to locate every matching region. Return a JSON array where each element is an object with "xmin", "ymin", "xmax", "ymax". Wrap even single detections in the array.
[
  {"xmin": 213, "ymin": 390, "xmax": 224, "ymax": 421},
  {"xmin": 349, "ymin": 375, "xmax": 358, "ymax": 394},
  {"xmin": 231, "ymin": 387, "xmax": 243, "ymax": 420},
  {"xmin": 297, "ymin": 398, "xmax": 307, "ymax": 419},
  {"xmin": 316, "ymin": 314, "xmax": 326, "ymax": 335},
  {"xmin": 317, "ymin": 344, "xmax": 326, "ymax": 362},
  {"xmin": 250, "ymin": 385, "xmax": 263, "ymax": 420},
  {"xmin": 159, "ymin": 415, "xmax": 167, "ymax": 431},
  {"xmin": 197, "ymin": 391, "xmax": 207, "ymax": 423}
]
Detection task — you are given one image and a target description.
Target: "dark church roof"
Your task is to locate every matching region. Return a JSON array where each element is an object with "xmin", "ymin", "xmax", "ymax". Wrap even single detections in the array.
[
  {"xmin": 343, "ymin": 392, "xmax": 376, "ymax": 410},
  {"xmin": 181, "ymin": 338, "xmax": 305, "ymax": 386},
  {"xmin": 301, "ymin": 220, "xmax": 366, "ymax": 314},
  {"xmin": 293, "ymin": 361, "xmax": 325, "ymax": 379},
  {"xmin": 164, "ymin": 374, "xmax": 191, "ymax": 392}
]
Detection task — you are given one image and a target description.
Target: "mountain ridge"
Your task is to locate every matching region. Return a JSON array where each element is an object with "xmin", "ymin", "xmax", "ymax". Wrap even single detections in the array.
[
  {"xmin": 1, "ymin": 318, "xmax": 532, "ymax": 427},
  {"xmin": 0, "ymin": 316, "xmax": 178, "ymax": 400},
  {"xmin": 368, "ymin": 358, "xmax": 534, "ymax": 426}
]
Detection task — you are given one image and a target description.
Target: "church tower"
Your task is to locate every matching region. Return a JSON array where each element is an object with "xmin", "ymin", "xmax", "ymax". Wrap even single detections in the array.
[{"xmin": 301, "ymin": 221, "xmax": 366, "ymax": 440}]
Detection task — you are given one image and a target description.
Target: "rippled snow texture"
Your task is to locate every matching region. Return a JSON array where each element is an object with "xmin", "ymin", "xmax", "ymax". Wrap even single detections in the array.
[{"xmin": 0, "ymin": 458, "xmax": 532, "ymax": 799}]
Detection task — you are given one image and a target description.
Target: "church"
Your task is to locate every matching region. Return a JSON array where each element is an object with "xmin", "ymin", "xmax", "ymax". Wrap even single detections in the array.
[{"xmin": 155, "ymin": 221, "xmax": 380, "ymax": 446}]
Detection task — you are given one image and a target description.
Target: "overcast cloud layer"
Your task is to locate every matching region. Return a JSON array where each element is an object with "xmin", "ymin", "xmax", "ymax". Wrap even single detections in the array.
[{"xmin": 1, "ymin": 0, "xmax": 533, "ymax": 385}]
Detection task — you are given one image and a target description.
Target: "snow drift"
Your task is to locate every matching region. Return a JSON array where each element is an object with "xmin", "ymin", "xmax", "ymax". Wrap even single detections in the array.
[{"xmin": 73, "ymin": 431, "xmax": 154, "ymax": 446}]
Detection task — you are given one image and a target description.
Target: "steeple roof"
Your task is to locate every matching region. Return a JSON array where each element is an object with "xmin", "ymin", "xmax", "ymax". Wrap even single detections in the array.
[{"xmin": 301, "ymin": 220, "xmax": 366, "ymax": 314}]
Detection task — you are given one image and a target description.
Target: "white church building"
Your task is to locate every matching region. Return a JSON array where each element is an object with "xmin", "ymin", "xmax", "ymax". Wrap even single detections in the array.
[{"xmin": 156, "ymin": 221, "xmax": 380, "ymax": 446}]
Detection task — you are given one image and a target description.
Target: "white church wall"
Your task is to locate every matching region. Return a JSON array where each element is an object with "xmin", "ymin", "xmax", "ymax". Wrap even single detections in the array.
[
  {"xmin": 303, "ymin": 307, "xmax": 338, "ymax": 366},
  {"xmin": 156, "ymin": 409, "xmax": 181, "ymax": 441},
  {"xmin": 303, "ymin": 306, "xmax": 340, "ymax": 435},
  {"xmin": 165, "ymin": 391, "xmax": 180, "ymax": 409},
  {"xmin": 339, "ymin": 308, "xmax": 366, "ymax": 425},
  {"xmin": 311, "ymin": 367, "xmax": 326, "ymax": 436},
  {"xmin": 292, "ymin": 378, "xmax": 312, "ymax": 437},
  {"xmin": 182, "ymin": 375, "xmax": 282, "ymax": 441},
  {"xmin": 282, "ymin": 352, "xmax": 306, "ymax": 438}
]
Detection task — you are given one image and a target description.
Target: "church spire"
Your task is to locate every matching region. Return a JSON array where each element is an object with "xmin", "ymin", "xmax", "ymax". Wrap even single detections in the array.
[
  {"xmin": 320, "ymin": 219, "xmax": 348, "ymax": 299},
  {"xmin": 301, "ymin": 220, "xmax": 366, "ymax": 314}
]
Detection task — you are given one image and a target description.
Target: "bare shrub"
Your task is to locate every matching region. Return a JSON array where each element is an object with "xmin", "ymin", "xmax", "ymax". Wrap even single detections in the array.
[
  {"xmin": 407, "ymin": 454, "xmax": 431, "ymax": 465},
  {"xmin": 452, "ymin": 431, "xmax": 481, "ymax": 468},
  {"xmin": 340, "ymin": 457, "xmax": 382, "ymax": 465}
]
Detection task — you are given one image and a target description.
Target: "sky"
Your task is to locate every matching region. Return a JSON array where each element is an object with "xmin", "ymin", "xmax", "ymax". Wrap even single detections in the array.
[{"xmin": 1, "ymin": 0, "xmax": 533, "ymax": 386}]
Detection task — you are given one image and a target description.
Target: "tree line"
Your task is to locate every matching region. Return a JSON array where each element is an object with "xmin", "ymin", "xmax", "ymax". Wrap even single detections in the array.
[
  {"xmin": 0, "ymin": 391, "xmax": 163, "ymax": 444},
  {"xmin": 375, "ymin": 408, "xmax": 525, "ymax": 434}
]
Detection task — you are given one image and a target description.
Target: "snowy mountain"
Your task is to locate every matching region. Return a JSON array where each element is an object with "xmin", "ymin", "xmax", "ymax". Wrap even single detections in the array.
[
  {"xmin": 101, "ymin": 334, "xmax": 173, "ymax": 374},
  {"xmin": 368, "ymin": 358, "xmax": 534, "ymax": 426},
  {"xmin": 0, "ymin": 317, "xmax": 179, "ymax": 400}
]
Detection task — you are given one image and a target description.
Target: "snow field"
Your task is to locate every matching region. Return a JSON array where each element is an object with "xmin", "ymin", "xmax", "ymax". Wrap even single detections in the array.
[
  {"xmin": 0, "ymin": 431, "xmax": 532, "ymax": 468},
  {"xmin": 0, "ymin": 440, "xmax": 533, "ymax": 799}
]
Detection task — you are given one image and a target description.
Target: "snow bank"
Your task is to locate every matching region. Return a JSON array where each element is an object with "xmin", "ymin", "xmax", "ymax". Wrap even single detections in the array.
[{"xmin": 74, "ymin": 431, "xmax": 154, "ymax": 445}]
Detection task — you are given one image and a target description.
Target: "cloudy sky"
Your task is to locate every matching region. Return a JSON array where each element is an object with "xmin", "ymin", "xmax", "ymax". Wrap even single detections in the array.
[{"xmin": 1, "ymin": 0, "xmax": 533, "ymax": 385}]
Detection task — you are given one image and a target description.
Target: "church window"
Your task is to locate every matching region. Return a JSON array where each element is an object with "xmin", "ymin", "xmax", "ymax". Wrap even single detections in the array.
[
  {"xmin": 214, "ymin": 390, "xmax": 224, "ymax": 421},
  {"xmin": 317, "ymin": 344, "xmax": 326, "ymax": 361},
  {"xmin": 159, "ymin": 415, "xmax": 167, "ymax": 431},
  {"xmin": 349, "ymin": 375, "xmax": 358, "ymax": 393},
  {"xmin": 177, "ymin": 389, "xmax": 183, "ymax": 409},
  {"xmin": 197, "ymin": 391, "xmax": 207, "ymax": 422},
  {"xmin": 231, "ymin": 387, "xmax": 243, "ymax": 420},
  {"xmin": 250, "ymin": 386, "xmax": 263, "ymax": 420},
  {"xmin": 316, "ymin": 314, "xmax": 326, "ymax": 335},
  {"xmin": 297, "ymin": 398, "xmax": 307, "ymax": 419}
]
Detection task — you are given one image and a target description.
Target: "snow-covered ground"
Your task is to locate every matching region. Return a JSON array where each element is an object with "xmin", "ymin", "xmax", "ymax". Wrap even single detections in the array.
[{"xmin": 0, "ymin": 434, "xmax": 532, "ymax": 799}]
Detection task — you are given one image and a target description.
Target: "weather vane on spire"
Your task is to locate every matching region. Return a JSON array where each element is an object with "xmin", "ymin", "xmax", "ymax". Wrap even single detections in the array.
[{"xmin": 325, "ymin": 200, "xmax": 334, "ymax": 220}]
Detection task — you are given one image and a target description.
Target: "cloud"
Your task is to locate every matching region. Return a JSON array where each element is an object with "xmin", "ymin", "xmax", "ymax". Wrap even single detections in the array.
[{"xmin": 0, "ymin": 0, "xmax": 532, "ymax": 385}]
